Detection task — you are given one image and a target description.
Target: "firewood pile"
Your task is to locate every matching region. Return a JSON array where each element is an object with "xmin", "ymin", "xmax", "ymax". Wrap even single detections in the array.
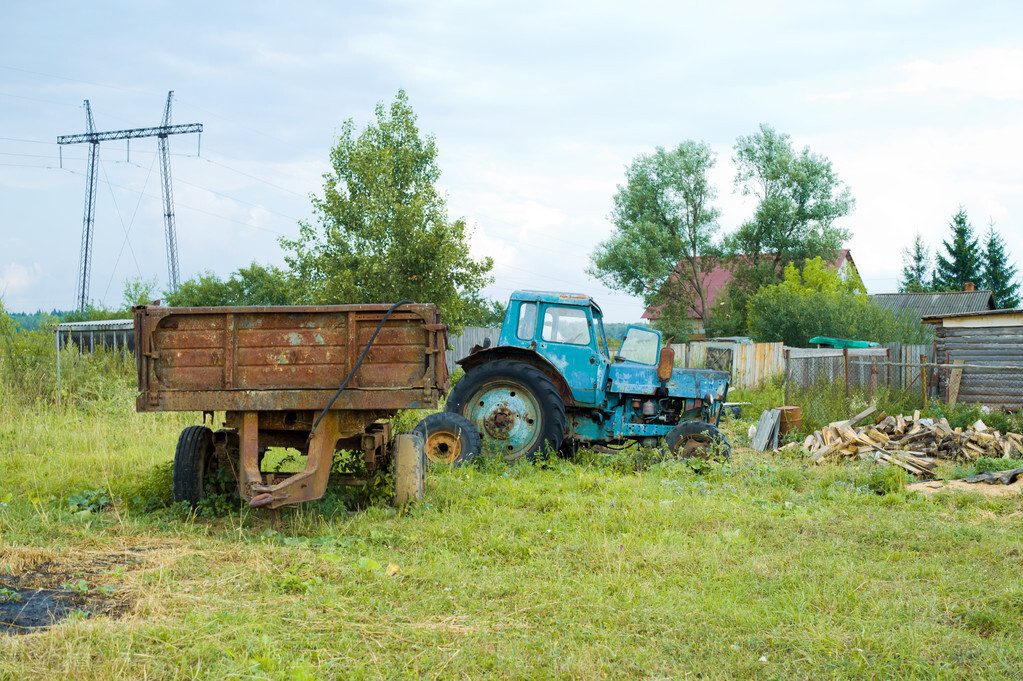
[{"xmin": 786, "ymin": 406, "xmax": 1023, "ymax": 478}]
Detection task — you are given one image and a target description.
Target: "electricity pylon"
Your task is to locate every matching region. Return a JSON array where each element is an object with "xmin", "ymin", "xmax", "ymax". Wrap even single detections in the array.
[{"xmin": 58, "ymin": 92, "xmax": 202, "ymax": 311}]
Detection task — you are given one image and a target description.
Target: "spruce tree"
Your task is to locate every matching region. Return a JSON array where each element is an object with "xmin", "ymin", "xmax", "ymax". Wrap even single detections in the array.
[
  {"xmin": 899, "ymin": 233, "xmax": 932, "ymax": 293},
  {"xmin": 933, "ymin": 208, "xmax": 981, "ymax": 291},
  {"xmin": 981, "ymin": 224, "xmax": 1020, "ymax": 308}
]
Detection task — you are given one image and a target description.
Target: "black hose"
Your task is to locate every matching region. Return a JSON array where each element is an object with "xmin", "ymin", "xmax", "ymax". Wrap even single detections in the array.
[{"xmin": 308, "ymin": 300, "xmax": 415, "ymax": 440}]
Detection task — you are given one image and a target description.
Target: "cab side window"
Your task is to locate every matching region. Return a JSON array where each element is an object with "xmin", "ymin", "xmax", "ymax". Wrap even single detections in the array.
[
  {"xmin": 516, "ymin": 302, "xmax": 537, "ymax": 341},
  {"xmin": 541, "ymin": 306, "xmax": 591, "ymax": 345}
]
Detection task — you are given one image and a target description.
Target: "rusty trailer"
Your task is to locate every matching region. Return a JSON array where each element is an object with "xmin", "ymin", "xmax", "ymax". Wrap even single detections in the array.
[{"xmin": 134, "ymin": 302, "xmax": 449, "ymax": 509}]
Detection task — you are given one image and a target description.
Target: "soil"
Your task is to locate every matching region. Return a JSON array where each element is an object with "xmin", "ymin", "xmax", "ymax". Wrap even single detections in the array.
[
  {"xmin": 908, "ymin": 478, "xmax": 1023, "ymax": 497},
  {"xmin": 0, "ymin": 547, "xmax": 152, "ymax": 635}
]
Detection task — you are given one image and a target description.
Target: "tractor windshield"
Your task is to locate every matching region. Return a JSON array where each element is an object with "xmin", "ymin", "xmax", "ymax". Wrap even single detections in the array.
[{"xmin": 618, "ymin": 327, "xmax": 660, "ymax": 365}]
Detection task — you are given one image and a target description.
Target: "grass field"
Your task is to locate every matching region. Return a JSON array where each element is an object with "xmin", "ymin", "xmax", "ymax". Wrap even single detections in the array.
[{"xmin": 1, "ymin": 384, "xmax": 1022, "ymax": 680}]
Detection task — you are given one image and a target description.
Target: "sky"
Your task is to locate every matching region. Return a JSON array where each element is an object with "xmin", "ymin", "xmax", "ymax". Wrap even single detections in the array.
[{"xmin": 2, "ymin": 0, "xmax": 1022, "ymax": 321}]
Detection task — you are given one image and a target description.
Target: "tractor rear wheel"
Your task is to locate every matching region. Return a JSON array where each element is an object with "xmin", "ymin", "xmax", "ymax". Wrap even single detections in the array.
[
  {"xmin": 414, "ymin": 412, "xmax": 481, "ymax": 467},
  {"xmin": 446, "ymin": 360, "xmax": 566, "ymax": 463},
  {"xmin": 663, "ymin": 421, "xmax": 731, "ymax": 461}
]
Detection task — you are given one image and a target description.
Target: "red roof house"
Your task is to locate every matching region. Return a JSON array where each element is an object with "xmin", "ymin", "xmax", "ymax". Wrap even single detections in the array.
[{"xmin": 642, "ymin": 249, "xmax": 860, "ymax": 336}]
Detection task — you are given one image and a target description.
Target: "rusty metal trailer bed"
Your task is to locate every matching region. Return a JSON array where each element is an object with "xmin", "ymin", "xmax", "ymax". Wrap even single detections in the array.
[{"xmin": 134, "ymin": 302, "xmax": 449, "ymax": 510}]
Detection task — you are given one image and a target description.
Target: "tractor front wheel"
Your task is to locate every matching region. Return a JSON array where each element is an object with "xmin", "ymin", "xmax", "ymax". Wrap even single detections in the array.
[
  {"xmin": 446, "ymin": 360, "xmax": 566, "ymax": 463},
  {"xmin": 663, "ymin": 421, "xmax": 731, "ymax": 461}
]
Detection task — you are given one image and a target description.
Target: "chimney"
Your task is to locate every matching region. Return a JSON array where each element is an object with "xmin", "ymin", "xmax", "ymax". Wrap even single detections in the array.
[{"xmin": 965, "ymin": 282, "xmax": 975, "ymax": 292}]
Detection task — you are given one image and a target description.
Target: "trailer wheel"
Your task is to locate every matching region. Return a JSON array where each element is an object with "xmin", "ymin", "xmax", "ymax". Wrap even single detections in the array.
[
  {"xmin": 414, "ymin": 412, "xmax": 481, "ymax": 467},
  {"xmin": 663, "ymin": 421, "xmax": 731, "ymax": 461},
  {"xmin": 446, "ymin": 360, "xmax": 566, "ymax": 463},
  {"xmin": 393, "ymin": 432, "xmax": 425, "ymax": 506},
  {"xmin": 173, "ymin": 425, "xmax": 220, "ymax": 506}
]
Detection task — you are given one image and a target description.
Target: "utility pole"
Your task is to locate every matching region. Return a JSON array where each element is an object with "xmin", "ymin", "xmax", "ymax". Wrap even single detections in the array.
[{"xmin": 58, "ymin": 92, "xmax": 202, "ymax": 311}]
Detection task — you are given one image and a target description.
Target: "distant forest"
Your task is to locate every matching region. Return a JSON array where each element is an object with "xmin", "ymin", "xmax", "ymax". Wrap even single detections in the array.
[{"xmin": 7, "ymin": 311, "xmax": 72, "ymax": 331}]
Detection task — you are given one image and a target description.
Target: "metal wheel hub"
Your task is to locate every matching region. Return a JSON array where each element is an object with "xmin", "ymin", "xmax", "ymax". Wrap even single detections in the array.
[
  {"xmin": 468, "ymin": 381, "xmax": 541, "ymax": 456},
  {"xmin": 679, "ymin": 433, "xmax": 712, "ymax": 457},
  {"xmin": 424, "ymin": 431, "xmax": 462, "ymax": 464}
]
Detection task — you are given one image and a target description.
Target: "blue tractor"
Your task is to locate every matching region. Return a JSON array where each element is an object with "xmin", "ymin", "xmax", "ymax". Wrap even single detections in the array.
[{"xmin": 428, "ymin": 290, "xmax": 732, "ymax": 463}]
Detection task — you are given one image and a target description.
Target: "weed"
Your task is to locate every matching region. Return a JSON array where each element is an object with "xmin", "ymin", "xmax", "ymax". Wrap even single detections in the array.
[
  {"xmin": 973, "ymin": 457, "xmax": 1023, "ymax": 474},
  {"xmin": 0, "ymin": 587, "xmax": 22, "ymax": 602},
  {"xmin": 66, "ymin": 489, "xmax": 112, "ymax": 515},
  {"xmin": 863, "ymin": 463, "xmax": 910, "ymax": 495}
]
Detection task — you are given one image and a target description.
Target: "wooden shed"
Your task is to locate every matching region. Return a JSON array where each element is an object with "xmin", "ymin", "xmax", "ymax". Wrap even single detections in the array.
[{"xmin": 923, "ymin": 308, "xmax": 1023, "ymax": 410}]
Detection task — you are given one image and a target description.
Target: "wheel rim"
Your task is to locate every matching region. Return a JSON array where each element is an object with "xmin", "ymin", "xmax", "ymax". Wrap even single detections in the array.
[
  {"xmin": 675, "ymin": 433, "xmax": 714, "ymax": 458},
  {"xmin": 424, "ymin": 430, "xmax": 463, "ymax": 464},
  {"xmin": 465, "ymin": 379, "xmax": 542, "ymax": 461}
]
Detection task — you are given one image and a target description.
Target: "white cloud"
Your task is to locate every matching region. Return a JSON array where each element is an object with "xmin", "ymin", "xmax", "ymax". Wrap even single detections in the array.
[
  {"xmin": 0, "ymin": 262, "xmax": 42, "ymax": 298},
  {"xmin": 809, "ymin": 48, "xmax": 1023, "ymax": 104}
]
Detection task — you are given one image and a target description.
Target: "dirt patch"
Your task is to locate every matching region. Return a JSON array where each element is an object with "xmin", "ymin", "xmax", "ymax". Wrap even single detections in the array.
[
  {"xmin": 908, "ymin": 478, "xmax": 1023, "ymax": 497},
  {"xmin": 0, "ymin": 545, "xmax": 167, "ymax": 635}
]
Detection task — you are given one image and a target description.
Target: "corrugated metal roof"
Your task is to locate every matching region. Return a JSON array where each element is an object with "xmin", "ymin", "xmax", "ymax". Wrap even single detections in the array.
[
  {"xmin": 869, "ymin": 291, "xmax": 994, "ymax": 317},
  {"xmin": 56, "ymin": 318, "xmax": 134, "ymax": 332}
]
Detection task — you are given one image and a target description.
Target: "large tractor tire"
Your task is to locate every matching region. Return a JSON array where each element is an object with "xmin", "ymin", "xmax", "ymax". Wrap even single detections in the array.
[
  {"xmin": 663, "ymin": 421, "xmax": 731, "ymax": 461},
  {"xmin": 446, "ymin": 360, "xmax": 566, "ymax": 463},
  {"xmin": 173, "ymin": 425, "xmax": 219, "ymax": 506},
  {"xmin": 413, "ymin": 412, "xmax": 482, "ymax": 467}
]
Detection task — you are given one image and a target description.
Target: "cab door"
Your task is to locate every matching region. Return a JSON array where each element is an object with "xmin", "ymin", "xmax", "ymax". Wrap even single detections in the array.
[{"xmin": 536, "ymin": 304, "xmax": 603, "ymax": 406}]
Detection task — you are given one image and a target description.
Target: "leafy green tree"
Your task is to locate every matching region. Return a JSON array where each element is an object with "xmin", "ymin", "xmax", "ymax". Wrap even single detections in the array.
[
  {"xmin": 980, "ymin": 223, "xmax": 1020, "ymax": 308},
  {"xmin": 60, "ymin": 276, "xmax": 160, "ymax": 322},
  {"xmin": 458, "ymin": 296, "xmax": 506, "ymax": 327},
  {"xmin": 745, "ymin": 258, "xmax": 930, "ymax": 347},
  {"xmin": 588, "ymin": 141, "xmax": 720, "ymax": 339},
  {"xmin": 726, "ymin": 124, "xmax": 853, "ymax": 275},
  {"xmin": 165, "ymin": 263, "xmax": 295, "ymax": 307},
  {"xmin": 279, "ymin": 90, "xmax": 494, "ymax": 331},
  {"xmin": 713, "ymin": 124, "xmax": 854, "ymax": 332},
  {"xmin": 933, "ymin": 208, "xmax": 981, "ymax": 291},
  {"xmin": 899, "ymin": 233, "xmax": 933, "ymax": 293}
]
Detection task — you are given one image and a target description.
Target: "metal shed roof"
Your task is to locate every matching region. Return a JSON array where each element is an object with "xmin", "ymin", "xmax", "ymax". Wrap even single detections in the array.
[
  {"xmin": 869, "ymin": 291, "xmax": 994, "ymax": 318},
  {"xmin": 56, "ymin": 318, "xmax": 134, "ymax": 332}
]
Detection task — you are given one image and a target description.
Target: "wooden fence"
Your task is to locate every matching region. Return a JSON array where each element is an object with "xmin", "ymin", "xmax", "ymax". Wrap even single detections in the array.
[
  {"xmin": 683, "ymin": 341, "xmax": 785, "ymax": 390},
  {"xmin": 446, "ymin": 327, "xmax": 502, "ymax": 374}
]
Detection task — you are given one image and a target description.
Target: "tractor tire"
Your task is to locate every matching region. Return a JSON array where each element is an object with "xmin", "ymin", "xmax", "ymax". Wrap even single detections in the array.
[
  {"xmin": 413, "ymin": 412, "xmax": 482, "ymax": 467},
  {"xmin": 663, "ymin": 421, "xmax": 731, "ymax": 461},
  {"xmin": 393, "ymin": 432, "xmax": 425, "ymax": 506},
  {"xmin": 173, "ymin": 425, "xmax": 217, "ymax": 506},
  {"xmin": 446, "ymin": 359, "xmax": 566, "ymax": 463}
]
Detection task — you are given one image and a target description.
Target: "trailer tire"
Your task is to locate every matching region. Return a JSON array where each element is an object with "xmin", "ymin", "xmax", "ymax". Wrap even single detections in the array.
[
  {"xmin": 173, "ymin": 425, "xmax": 218, "ymax": 506},
  {"xmin": 393, "ymin": 432, "xmax": 425, "ymax": 506},
  {"xmin": 663, "ymin": 421, "xmax": 731, "ymax": 461},
  {"xmin": 414, "ymin": 412, "xmax": 481, "ymax": 467},
  {"xmin": 446, "ymin": 360, "xmax": 566, "ymax": 463}
]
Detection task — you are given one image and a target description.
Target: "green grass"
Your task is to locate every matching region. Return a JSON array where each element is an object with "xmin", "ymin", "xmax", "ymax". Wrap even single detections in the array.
[{"xmin": 2, "ymin": 382, "xmax": 1023, "ymax": 679}]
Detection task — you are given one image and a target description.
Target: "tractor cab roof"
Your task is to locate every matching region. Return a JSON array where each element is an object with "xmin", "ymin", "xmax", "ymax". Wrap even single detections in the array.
[{"xmin": 510, "ymin": 290, "xmax": 602, "ymax": 315}]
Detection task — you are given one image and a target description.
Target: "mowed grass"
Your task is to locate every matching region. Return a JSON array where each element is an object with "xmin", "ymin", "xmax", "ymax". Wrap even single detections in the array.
[{"xmin": 1, "ymin": 389, "xmax": 1022, "ymax": 680}]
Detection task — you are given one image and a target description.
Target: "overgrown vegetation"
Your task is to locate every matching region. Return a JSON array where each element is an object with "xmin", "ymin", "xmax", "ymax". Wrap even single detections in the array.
[{"xmin": 2, "ymin": 303, "xmax": 1022, "ymax": 679}]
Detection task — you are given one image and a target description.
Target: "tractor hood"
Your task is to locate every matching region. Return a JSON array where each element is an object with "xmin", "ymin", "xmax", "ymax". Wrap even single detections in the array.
[{"xmin": 608, "ymin": 363, "xmax": 730, "ymax": 400}]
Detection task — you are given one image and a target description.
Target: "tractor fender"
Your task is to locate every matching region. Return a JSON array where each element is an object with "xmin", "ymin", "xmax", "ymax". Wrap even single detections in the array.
[{"xmin": 457, "ymin": 346, "xmax": 576, "ymax": 407}]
